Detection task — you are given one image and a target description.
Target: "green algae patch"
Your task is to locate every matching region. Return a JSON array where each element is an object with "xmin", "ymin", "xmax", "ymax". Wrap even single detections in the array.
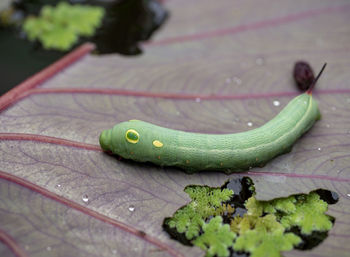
[
  {"xmin": 194, "ymin": 216, "xmax": 236, "ymax": 257},
  {"xmin": 163, "ymin": 178, "xmax": 338, "ymax": 257},
  {"xmin": 233, "ymin": 214, "xmax": 301, "ymax": 257},
  {"xmin": 231, "ymin": 208, "xmax": 301, "ymax": 257},
  {"xmin": 164, "ymin": 186, "xmax": 233, "ymax": 241},
  {"xmin": 248, "ymin": 192, "xmax": 334, "ymax": 235},
  {"xmin": 23, "ymin": 2, "xmax": 104, "ymax": 51}
]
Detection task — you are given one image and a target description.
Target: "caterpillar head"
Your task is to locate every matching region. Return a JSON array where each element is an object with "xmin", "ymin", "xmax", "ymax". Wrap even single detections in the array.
[
  {"xmin": 99, "ymin": 129, "xmax": 113, "ymax": 151},
  {"xmin": 99, "ymin": 120, "xmax": 160, "ymax": 161}
]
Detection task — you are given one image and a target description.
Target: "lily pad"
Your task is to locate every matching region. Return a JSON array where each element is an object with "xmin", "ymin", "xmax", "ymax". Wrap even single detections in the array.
[{"xmin": 1, "ymin": 0, "xmax": 350, "ymax": 256}]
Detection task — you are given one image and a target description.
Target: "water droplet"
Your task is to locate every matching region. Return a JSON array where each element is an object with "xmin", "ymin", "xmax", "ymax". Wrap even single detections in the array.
[
  {"xmin": 82, "ymin": 194, "xmax": 89, "ymax": 203},
  {"xmin": 273, "ymin": 100, "xmax": 280, "ymax": 106},
  {"xmin": 347, "ymin": 193, "xmax": 350, "ymax": 197},
  {"xmin": 195, "ymin": 98, "xmax": 201, "ymax": 103},
  {"xmin": 112, "ymin": 249, "xmax": 117, "ymax": 254},
  {"xmin": 225, "ymin": 78, "xmax": 232, "ymax": 84},
  {"xmin": 255, "ymin": 57, "xmax": 264, "ymax": 66},
  {"xmin": 56, "ymin": 184, "xmax": 61, "ymax": 188},
  {"xmin": 317, "ymin": 147, "xmax": 322, "ymax": 151},
  {"xmin": 247, "ymin": 122, "xmax": 253, "ymax": 127},
  {"xmin": 46, "ymin": 246, "xmax": 52, "ymax": 251},
  {"xmin": 331, "ymin": 106, "xmax": 336, "ymax": 111},
  {"xmin": 233, "ymin": 77, "xmax": 242, "ymax": 85},
  {"xmin": 128, "ymin": 205, "xmax": 135, "ymax": 212},
  {"xmin": 326, "ymin": 124, "xmax": 330, "ymax": 128}
]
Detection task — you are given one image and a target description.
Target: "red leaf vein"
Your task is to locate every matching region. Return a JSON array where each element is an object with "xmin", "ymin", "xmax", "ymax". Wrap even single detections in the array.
[{"xmin": 0, "ymin": 171, "xmax": 185, "ymax": 257}]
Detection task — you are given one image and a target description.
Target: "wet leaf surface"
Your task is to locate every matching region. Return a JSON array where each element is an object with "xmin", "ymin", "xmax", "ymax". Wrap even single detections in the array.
[{"xmin": 1, "ymin": 0, "xmax": 350, "ymax": 256}]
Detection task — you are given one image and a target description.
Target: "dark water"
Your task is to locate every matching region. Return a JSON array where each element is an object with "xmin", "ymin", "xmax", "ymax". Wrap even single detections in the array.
[
  {"xmin": 0, "ymin": 28, "xmax": 65, "ymax": 95},
  {"xmin": 0, "ymin": 0, "xmax": 168, "ymax": 96}
]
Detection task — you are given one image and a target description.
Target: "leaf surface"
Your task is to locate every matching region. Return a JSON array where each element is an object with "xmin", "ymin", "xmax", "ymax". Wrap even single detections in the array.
[{"xmin": 1, "ymin": 0, "xmax": 350, "ymax": 256}]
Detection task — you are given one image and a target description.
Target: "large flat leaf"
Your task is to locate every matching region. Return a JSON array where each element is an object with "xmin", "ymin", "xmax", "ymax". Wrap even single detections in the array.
[{"xmin": 1, "ymin": 0, "xmax": 350, "ymax": 256}]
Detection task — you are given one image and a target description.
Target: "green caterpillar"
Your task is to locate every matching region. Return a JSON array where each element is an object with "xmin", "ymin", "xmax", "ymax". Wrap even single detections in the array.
[{"xmin": 100, "ymin": 64, "xmax": 326, "ymax": 173}]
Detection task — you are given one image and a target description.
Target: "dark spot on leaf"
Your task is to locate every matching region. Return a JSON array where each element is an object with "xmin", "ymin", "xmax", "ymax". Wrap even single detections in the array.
[
  {"xmin": 224, "ymin": 177, "xmax": 254, "ymax": 207},
  {"xmin": 233, "ymin": 207, "xmax": 247, "ymax": 218},
  {"xmin": 93, "ymin": 0, "xmax": 169, "ymax": 55},
  {"xmin": 229, "ymin": 249, "xmax": 250, "ymax": 257},
  {"xmin": 137, "ymin": 230, "xmax": 146, "ymax": 237},
  {"xmin": 315, "ymin": 189, "xmax": 339, "ymax": 204},
  {"xmin": 288, "ymin": 226, "xmax": 330, "ymax": 250},
  {"xmin": 293, "ymin": 61, "xmax": 315, "ymax": 91}
]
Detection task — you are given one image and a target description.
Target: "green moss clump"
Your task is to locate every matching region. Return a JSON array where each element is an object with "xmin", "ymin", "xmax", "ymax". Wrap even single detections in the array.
[
  {"xmin": 232, "ymin": 214, "xmax": 301, "ymax": 257},
  {"xmin": 165, "ymin": 186, "xmax": 233, "ymax": 240},
  {"xmin": 163, "ymin": 180, "xmax": 335, "ymax": 257},
  {"xmin": 194, "ymin": 216, "xmax": 236, "ymax": 257},
  {"xmin": 279, "ymin": 193, "xmax": 333, "ymax": 234},
  {"xmin": 23, "ymin": 2, "xmax": 104, "ymax": 51},
  {"xmin": 246, "ymin": 192, "xmax": 333, "ymax": 235}
]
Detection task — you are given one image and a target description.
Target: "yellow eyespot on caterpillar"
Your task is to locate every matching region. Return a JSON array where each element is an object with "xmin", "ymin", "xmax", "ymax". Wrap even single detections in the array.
[
  {"xmin": 125, "ymin": 129, "xmax": 139, "ymax": 144},
  {"xmin": 153, "ymin": 140, "xmax": 163, "ymax": 148},
  {"xmin": 100, "ymin": 64, "xmax": 327, "ymax": 174}
]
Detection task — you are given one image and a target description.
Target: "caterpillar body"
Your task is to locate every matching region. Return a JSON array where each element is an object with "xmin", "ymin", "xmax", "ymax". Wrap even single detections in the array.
[{"xmin": 99, "ymin": 64, "xmax": 326, "ymax": 173}]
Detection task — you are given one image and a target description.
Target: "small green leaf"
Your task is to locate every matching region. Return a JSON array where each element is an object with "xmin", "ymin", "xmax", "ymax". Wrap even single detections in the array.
[
  {"xmin": 234, "ymin": 229, "xmax": 301, "ymax": 257},
  {"xmin": 22, "ymin": 1, "xmax": 105, "ymax": 51},
  {"xmin": 263, "ymin": 196, "xmax": 297, "ymax": 215},
  {"xmin": 245, "ymin": 196, "xmax": 264, "ymax": 216},
  {"xmin": 194, "ymin": 216, "xmax": 236, "ymax": 257},
  {"xmin": 279, "ymin": 192, "xmax": 333, "ymax": 234},
  {"xmin": 165, "ymin": 186, "xmax": 233, "ymax": 240},
  {"xmin": 246, "ymin": 192, "xmax": 332, "ymax": 235},
  {"xmin": 233, "ymin": 214, "xmax": 301, "ymax": 257}
]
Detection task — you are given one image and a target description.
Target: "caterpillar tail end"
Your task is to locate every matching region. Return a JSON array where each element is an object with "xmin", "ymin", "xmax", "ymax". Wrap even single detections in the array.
[{"xmin": 99, "ymin": 129, "xmax": 112, "ymax": 151}]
